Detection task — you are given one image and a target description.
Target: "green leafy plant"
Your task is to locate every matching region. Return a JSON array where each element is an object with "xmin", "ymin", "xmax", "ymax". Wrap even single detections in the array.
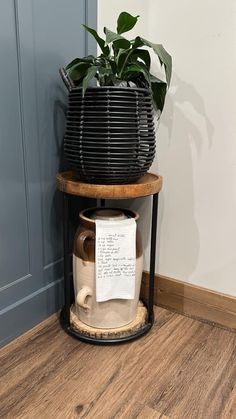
[{"xmin": 65, "ymin": 11, "xmax": 172, "ymax": 112}]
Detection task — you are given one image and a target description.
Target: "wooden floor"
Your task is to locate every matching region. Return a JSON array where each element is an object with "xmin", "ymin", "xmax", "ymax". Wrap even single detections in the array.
[{"xmin": 0, "ymin": 307, "xmax": 236, "ymax": 419}]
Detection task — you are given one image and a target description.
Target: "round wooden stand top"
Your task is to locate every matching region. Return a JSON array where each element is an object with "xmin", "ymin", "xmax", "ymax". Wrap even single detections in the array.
[{"xmin": 56, "ymin": 171, "xmax": 162, "ymax": 199}]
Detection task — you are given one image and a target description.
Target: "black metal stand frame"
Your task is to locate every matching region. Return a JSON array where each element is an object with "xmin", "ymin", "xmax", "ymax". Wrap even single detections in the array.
[{"xmin": 60, "ymin": 192, "xmax": 159, "ymax": 345}]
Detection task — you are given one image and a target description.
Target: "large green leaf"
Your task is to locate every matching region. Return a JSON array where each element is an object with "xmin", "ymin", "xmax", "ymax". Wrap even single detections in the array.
[
  {"xmin": 105, "ymin": 28, "xmax": 130, "ymax": 49},
  {"xmin": 141, "ymin": 38, "xmax": 172, "ymax": 86},
  {"xmin": 82, "ymin": 25, "xmax": 110, "ymax": 56},
  {"xmin": 116, "ymin": 48, "xmax": 148, "ymax": 75},
  {"xmin": 82, "ymin": 66, "xmax": 98, "ymax": 95},
  {"xmin": 150, "ymin": 75, "xmax": 167, "ymax": 112},
  {"xmin": 66, "ymin": 56, "xmax": 95, "ymax": 70},
  {"xmin": 117, "ymin": 12, "xmax": 139, "ymax": 34},
  {"xmin": 68, "ymin": 62, "xmax": 91, "ymax": 81},
  {"xmin": 122, "ymin": 62, "xmax": 150, "ymax": 85},
  {"xmin": 130, "ymin": 49, "xmax": 151, "ymax": 70},
  {"xmin": 113, "ymin": 39, "xmax": 131, "ymax": 50},
  {"xmin": 131, "ymin": 36, "xmax": 144, "ymax": 49}
]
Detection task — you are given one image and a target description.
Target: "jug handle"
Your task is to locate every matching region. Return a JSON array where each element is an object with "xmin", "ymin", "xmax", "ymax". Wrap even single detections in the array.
[
  {"xmin": 77, "ymin": 286, "xmax": 92, "ymax": 310},
  {"xmin": 77, "ymin": 230, "xmax": 95, "ymax": 261}
]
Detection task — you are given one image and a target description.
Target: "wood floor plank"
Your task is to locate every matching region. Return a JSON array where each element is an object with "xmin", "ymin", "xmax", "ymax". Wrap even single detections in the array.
[
  {"xmin": 82, "ymin": 319, "xmax": 214, "ymax": 418},
  {"xmin": 136, "ymin": 406, "xmax": 169, "ymax": 419},
  {"xmin": 0, "ymin": 307, "xmax": 235, "ymax": 419},
  {"xmin": 151, "ymin": 326, "xmax": 236, "ymax": 419},
  {"xmin": 220, "ymin": 385, "xmax": 236, "ymax": 419}
]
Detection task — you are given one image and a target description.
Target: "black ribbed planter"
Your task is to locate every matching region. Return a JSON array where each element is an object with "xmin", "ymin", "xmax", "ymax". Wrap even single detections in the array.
[{"xmin": 64, "ymin": 86, "xmax": 155, "ymax": 184}]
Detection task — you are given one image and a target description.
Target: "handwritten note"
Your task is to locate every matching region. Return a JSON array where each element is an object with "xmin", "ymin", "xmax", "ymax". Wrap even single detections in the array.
[{"xmin": 95, "ymin": 218, "xmax": 136, "ymax": 302}]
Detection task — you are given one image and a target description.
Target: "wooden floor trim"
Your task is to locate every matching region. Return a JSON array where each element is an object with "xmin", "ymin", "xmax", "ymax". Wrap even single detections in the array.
[{"xmin": 141, "ymin": 272, "xmax": 236, "ymax": 331}]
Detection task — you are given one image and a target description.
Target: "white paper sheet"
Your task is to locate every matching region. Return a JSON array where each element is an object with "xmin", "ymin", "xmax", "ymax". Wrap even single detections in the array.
[{"xmin": 95, "ymin": 218, "xmax": 136, "ymax": 302}]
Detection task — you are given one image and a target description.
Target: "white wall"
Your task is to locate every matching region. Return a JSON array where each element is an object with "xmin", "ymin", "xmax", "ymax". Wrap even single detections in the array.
[{"xmin": 98, "ymin": 0, "xmax": 236, "ymax": 296}]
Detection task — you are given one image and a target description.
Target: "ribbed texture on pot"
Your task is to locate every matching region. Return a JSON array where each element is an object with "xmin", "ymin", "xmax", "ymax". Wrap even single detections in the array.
[{"xmin": 64, "ymin": 86, "xmax": 155, "ymax": 184}]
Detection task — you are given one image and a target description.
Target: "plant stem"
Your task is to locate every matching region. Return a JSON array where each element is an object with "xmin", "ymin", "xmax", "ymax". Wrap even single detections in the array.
[{"xmin": 119, "ymin": 49, "xmax": 134, "ymax": 78}]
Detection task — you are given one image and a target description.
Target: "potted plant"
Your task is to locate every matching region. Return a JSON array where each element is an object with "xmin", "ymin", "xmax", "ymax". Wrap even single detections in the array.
[{"xmin": 60, "ymin": 11, "xmax": 172, "ymax": 184}]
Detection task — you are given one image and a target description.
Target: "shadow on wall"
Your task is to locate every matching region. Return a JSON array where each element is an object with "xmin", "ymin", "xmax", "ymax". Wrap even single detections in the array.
[
  {"xmin": 153, "ymin": 72, "xmax": 214, "ymax": 280},
  {"xmin": 159, "ymin": 73, "xmax": 214, "ymax": 151}
]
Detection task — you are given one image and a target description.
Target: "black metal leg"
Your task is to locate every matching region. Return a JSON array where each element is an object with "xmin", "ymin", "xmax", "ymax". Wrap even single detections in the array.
[
  {"xmin": 148, "ymin": 193, "xmax": 159, "ymax": 323},
  {"xmin": 97, "ymin": 199, "xmax": 105, "ymax": 207},
  {"xmin": 63, "ymin": 192, "xmax": 70, "ymax": 326}
]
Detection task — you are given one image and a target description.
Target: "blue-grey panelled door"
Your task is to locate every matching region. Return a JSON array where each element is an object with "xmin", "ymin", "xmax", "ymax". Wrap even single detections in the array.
[{"xmin": 0, "ymin": 0, "xmax": 97, "ymax": 346}]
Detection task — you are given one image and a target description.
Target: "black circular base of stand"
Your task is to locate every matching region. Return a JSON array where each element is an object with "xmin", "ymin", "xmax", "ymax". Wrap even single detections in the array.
[{"xmin": 60, "ymin": 307, "xmax": 154, "ymax": 345}]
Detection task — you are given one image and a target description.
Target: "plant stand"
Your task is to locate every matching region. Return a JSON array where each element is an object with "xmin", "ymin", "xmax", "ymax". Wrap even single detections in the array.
[{"xmin": 56, "ymin": 171, "xmax": 162, "ymax": 345}]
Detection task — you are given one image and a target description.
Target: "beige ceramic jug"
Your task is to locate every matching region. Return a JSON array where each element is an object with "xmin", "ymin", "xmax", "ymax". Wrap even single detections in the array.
[{"xmin": 73, "ymin": 208, "xmax": 143, "ymax": 329}]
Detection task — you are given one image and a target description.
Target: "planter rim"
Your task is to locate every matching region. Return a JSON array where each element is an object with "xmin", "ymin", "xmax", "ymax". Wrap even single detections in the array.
[{"xmin": 70, "ymin": 86, "xmax": 151, "ymax": 94}]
